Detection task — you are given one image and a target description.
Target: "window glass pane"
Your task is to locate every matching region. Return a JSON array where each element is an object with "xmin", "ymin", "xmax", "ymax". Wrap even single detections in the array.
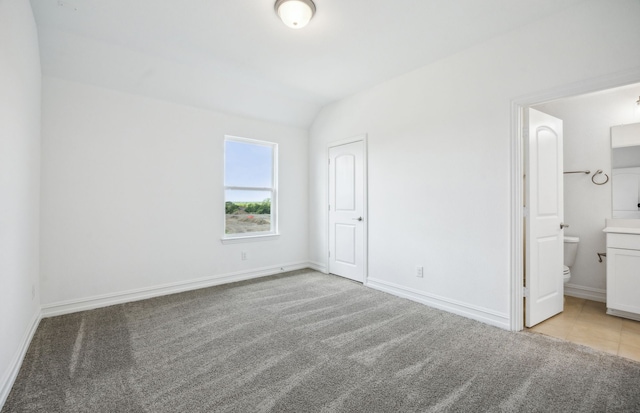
[
  {"xmin": 225, "ymin": 140, "xmax": 273, "ymax": 187},
  {"xmin": 225, "ymin": 189, "xmax": 272, "ymax": 234}
]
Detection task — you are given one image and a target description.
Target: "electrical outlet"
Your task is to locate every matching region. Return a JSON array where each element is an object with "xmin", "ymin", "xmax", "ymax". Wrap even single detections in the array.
[
  {"xmin": 416, "ymin": 266, "xmax": 424, "ymax": 278},
  {"xmin": 241, "ymin": 251, "xmax": 247, "ymax": 261}
]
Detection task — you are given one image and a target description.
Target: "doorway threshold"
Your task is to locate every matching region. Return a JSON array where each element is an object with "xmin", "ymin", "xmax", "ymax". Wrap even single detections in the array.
[{"xmin": 527, "ymin": 296, "xmax": 640, "ymax": 362}]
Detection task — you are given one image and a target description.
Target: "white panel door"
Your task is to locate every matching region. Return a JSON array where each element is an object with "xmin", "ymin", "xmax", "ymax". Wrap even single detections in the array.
[
  {"xmin": 329, "ymin": 140, "xmax": 365, "ymax": 282},
  {"xmin": 525, "ymin": 108, "xmax": 564, "ymax": 327}
]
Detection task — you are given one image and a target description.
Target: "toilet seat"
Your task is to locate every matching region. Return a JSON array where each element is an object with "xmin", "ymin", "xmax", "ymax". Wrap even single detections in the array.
[{"xmin": 563, "ymin": 265, "xmax": 571, "ymax": 283}]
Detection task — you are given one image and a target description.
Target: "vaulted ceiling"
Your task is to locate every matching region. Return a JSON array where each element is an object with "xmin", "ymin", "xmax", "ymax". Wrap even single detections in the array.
[{"xmin": 31, "ymin": 0, "xmax": 587, "ymax": 128}]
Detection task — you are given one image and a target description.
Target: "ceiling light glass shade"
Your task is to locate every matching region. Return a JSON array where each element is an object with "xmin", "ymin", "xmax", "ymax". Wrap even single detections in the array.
[{"xmin": 275, "ymin": 0, "xmax": 316, "ymax": 29}]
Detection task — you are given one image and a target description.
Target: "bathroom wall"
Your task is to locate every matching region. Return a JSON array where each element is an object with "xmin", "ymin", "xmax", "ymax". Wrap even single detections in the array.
[{"xmin": 534, "ymin": 83, "xmax": 640, "ymax": 301}]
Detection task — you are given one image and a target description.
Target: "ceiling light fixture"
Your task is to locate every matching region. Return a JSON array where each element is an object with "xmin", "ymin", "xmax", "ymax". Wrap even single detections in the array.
[{"xmin": 275, "ymin": 0, "xmax": 316, "ymax": 29}]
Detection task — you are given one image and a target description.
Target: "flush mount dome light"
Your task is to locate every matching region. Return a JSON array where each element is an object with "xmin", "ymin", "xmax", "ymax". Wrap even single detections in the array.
[{"xmin": 275, "ymin": 0, "xmax": 316, "ymax": 29}]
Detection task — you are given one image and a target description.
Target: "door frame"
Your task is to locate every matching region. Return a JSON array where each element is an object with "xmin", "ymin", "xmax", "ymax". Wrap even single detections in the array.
[
  {"xmin": 510, "ymin": 68, "xmax": 640, "ymax": 331},
  {"xmin": 327, "ymin": 134, "xmax": 369, "ymax": 284}
]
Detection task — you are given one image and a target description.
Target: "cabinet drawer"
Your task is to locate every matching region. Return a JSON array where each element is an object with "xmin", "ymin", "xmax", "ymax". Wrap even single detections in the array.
[{"xmin": 607, "ymin": 233, "xmax": 640, "ymax": 250}]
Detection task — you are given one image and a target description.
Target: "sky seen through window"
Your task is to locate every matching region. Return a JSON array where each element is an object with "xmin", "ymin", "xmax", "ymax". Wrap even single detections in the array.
[{"xmin": 225, "ymin": 140, "xmax": 273, "ymax": 202}]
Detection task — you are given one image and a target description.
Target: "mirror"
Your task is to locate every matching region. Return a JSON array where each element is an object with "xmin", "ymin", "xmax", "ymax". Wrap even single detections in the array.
[{"xmin": 611, "ymin": 122, "xmax": 640, "ymax": 219}]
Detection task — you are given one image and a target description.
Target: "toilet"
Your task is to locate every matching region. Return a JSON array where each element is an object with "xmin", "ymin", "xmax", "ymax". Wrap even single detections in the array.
[{"xmin": 563, "ymin": 236, "xmax": 580, "ymax": 284}]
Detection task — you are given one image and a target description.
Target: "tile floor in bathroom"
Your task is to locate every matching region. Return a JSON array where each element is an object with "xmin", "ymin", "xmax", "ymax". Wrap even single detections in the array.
[{"xmin": 528, "ymin": 296, "xmax": 640, "ymax": 362}]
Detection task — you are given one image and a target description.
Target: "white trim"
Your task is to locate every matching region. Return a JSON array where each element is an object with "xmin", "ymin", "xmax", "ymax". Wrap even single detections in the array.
[
  {"xmin": 225, "ymin": 186, "xmax": 273, "ymax": 191},
  {"xmin": 510, "ymin": 102, "xmax": 525, "ymax": 332},
  {"xmin": 363, "ymin": 137, "xmax": 369, "ymax": 284},
  {"xmin": 328, "ymin": 135, "xmax": 367, "ymax": 149},
  {"xmin": 224, "ymin": 135, "xmax": 276, "ymax": 147},
  {"xmin": 607, "ymin": 308, "xmax": 640, "ymax": 322},
  {"xmin": 1, "ymin": 310, "xmax": 41, "ymax": 409},
  {"xmin": 510, "ymin": 67, "xmax": 640, "ymax": 332},
  {"xmin": 221, "ymin": 234, "xmax": 280, "ymax": 244},
  {"xmin": 564, "ymin": 284, "xmax": 606, "ymax": 303},
  {"xmin": 308, "ymin": 260, "xmax": 328, "ymax": 274},
  {"xmin": 41, "ymin": 261, "xmax": 309, "ymax": 318},
  {"xmin": 366, "ymin": 277, "xmax": 510, "ymax": 330},
  {"xmin": 327, "ymin": 134, "xmax": 369, "ymax": 283},
  {"xmin": 223, "ymin": 135, "xmax": 278, "ymax": 239}
]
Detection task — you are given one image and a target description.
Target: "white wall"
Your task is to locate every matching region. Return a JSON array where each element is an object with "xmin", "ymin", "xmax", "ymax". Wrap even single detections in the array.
[
  {"xmin": 534, "ymin": 84, "xmax": 640, "ymax": 301},
  {"xmin": 40, "ymin": 77, "xmax": 308, "ymax": 310},
  {"xmin": 309, "ymin": 0, "xmax": 640, "ymax": 329},
  {"xmin": 0, "ymin": 0, "xmax": 41, "ymax": 406}
]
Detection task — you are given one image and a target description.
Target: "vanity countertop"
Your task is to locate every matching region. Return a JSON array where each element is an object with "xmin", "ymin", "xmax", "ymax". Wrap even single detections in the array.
[{"xmin": 603, "ymin": 219, "xmax": 640, "ymax": 234}]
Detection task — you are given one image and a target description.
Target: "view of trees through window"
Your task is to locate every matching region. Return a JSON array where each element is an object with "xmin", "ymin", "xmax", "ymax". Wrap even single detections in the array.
[
  {"xmin": 224, "ymin": 137, "xmax": 276, "ymax": 235},
  {"xmin": 224, "ymin": 198, "xmax": 271, "ymax": 234}
]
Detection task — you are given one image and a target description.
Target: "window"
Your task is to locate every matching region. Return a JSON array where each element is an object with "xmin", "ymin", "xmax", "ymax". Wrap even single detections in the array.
[{"xmin": 223, "ymin": 136, "xmax": 277, "ymax": 239}]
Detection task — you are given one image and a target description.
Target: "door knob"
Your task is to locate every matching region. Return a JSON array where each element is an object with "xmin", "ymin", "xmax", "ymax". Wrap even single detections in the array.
[
  {"xmin": 560, "ymin": 223, "xmax": 569, "ymax": 229},
  {"xmin": 352, "ymin": 217, "xmax": 363, "ymax": 221}
]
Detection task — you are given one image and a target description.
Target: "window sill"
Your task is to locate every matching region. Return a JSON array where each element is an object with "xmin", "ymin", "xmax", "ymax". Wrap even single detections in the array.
[{"xmin": 221, "ymin": 234, "xmax": 280, "ymax": 244}]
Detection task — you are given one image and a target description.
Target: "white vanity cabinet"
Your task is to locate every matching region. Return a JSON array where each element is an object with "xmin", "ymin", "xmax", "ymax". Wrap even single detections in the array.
[{"xmin": 604, "ymin": 225, "xmax": 640, "ymax": 321}]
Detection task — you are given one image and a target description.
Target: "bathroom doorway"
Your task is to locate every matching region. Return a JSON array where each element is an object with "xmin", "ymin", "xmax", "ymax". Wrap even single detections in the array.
[
  {"xmin": 522, "ymin": 82, "xmax": 640, "ymax": 357},
  {"xmin": 510, "ymin": 72, "xmax": 640, "ymax": 332}
]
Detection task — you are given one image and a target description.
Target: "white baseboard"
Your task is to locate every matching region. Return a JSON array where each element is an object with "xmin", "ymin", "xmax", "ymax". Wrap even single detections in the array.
[
  {"xmin": 308, "ymin": 261, "xmax": 328, "ymax": 274},
  {"xmin": 564, "ymin": 283, "xmax": 606, "ymax": 303},
  {"xmin": 1, "ymin": 310, "xmax": 41, "ymax": 409},
  {"xmin": 365, "ymin": 277, "xmax": 511, "ymax": 330},
  {"xmin": 607, "ymin": 308, "xmax": 640, "ymax": 322},
  {"xmin": 41, "ymin": 261, "xmax": 310, "ymax": 318}
]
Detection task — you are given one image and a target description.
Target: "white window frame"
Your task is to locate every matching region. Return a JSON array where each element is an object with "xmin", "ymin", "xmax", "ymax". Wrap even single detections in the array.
[{"xmin": 222, "ymin": 135, "xmax": 278, "ymax": 243}]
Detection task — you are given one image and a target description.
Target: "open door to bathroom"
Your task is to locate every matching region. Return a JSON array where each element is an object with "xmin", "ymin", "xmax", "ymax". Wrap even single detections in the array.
[{"xmin": 525, "ymin": 108, "xmax": 565, "ymax": 327}]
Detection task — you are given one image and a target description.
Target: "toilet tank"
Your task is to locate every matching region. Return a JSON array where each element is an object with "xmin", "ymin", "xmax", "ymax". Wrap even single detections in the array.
[{"xmin": 564, "ymin": 236, "xmax": 580, "ymax": 267}]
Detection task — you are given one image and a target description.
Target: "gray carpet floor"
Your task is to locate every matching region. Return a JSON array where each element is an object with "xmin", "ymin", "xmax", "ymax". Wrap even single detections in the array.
[{"xmin": 4, "ymin": 269, "xmax": 640, "ymax": 412}]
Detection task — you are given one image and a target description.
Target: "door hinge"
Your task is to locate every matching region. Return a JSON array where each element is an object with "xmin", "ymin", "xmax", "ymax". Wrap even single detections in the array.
[
  {"xmin": 523, "ymin": 207, "xmax": 528, "ymax": 217},
  {"xmin": 523, "ymin": 287, "xmax": 529, "ymax": 298},
  {"xmin": 328, "ymin": 158, "xmax": 331, "ymax": 164},
  {"xmin": 329, "ymin": 204, "xmax": 331, "ymax": 211},
  {"xmin": 328, "ymin": 250, "xmax": 331, "ymax": 257}
]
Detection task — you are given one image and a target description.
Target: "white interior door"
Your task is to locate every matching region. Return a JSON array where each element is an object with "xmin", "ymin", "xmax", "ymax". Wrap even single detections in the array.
[
  {"xmin": 525, "ymin": 108, "xmax": 564, "ymax": 327},
  {"xmin": 329, "ymin": 140, "xmax": 365, "ymax": 282}
]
